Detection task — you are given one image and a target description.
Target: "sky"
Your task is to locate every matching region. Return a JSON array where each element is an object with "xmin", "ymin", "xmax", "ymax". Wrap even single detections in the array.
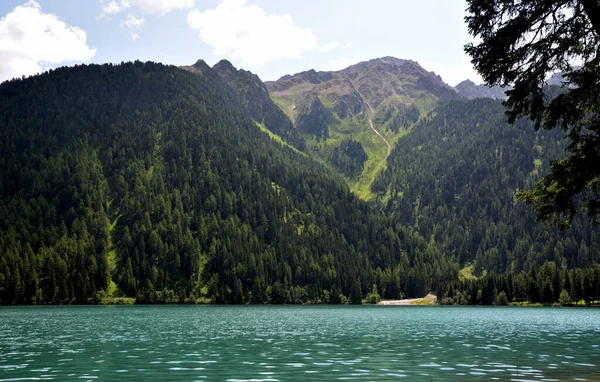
[{"xmin": 0, "ymin": 0, "xmax": 482, "ymax": 86}]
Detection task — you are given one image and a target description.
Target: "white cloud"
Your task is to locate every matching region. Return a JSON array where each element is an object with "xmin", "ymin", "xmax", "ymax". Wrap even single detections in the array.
[
  {"xmin": 318, "ymin": 41, "xmax": 338, "ymax": 53},
  {"xmin": 135, "ymin": 0, "xmax": 194, "ymax": 14},
  {"xmin": 99, "ymin": 0, "xmax": 130, "ymax": 18},
  {"xmin": 0, "ymin": 0, "xmax": 96, "ymax": 83},
  {"xmin": 100, "ymin": 0, "xmax": 193, "ymax": 17},
  {"xmin": 121, "ymin": 14, "xmax": 145, "ymax": 40},
  {"xmin": 326, "ymin": 54, "xmax": 364, "ymax": 71},
  {"xmin": 187, "ymin": 0, "xmax": 318, "ymax": 68}
]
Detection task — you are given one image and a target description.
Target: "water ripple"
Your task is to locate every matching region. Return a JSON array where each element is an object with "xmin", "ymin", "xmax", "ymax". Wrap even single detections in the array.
[{"xmin": 1, "ymin": 306, "xmax": 599, "ymax": 380}]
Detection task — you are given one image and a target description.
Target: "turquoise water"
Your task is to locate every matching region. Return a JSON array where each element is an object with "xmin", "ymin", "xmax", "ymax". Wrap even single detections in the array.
[{"xmin": 1, "ymin": 306, "xmax": 599, "ymax": 381}]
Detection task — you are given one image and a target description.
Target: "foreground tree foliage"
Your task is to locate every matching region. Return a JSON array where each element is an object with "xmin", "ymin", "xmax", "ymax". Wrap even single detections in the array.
[
  {"xmin": 0, "ymin": 62, "xmax": 454, "ymax": 304},
  {"xmin": 465, "ymin": 0, "xmax": 600, "ymax": 226}
]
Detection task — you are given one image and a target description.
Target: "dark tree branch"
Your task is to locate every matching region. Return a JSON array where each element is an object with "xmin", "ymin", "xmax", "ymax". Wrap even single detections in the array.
[
  {"xmin": 466, "ymin": 0, "xmax": 600, "ymax": 226},
  {"xmin": 580, "ymin": 0, "xmax": 600, "ymax": 37}
]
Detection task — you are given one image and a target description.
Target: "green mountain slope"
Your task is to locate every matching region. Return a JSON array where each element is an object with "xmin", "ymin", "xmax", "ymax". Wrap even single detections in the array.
[
  {"xmin": 0, "ymin": 61, "xmax": 453, "ymax": 304},
  {"xmin": 373, "ymin": 98, "xmax": 600, "ymax": 274},
  {"xmin": 266, "ymin": 56, "xmax": 458, "ymax": 200},
  {"xmin": 210, "ymin": 59, "xmax": 306, "ymax": 151}
]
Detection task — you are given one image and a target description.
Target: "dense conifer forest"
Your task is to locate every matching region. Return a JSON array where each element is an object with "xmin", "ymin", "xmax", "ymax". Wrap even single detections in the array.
[
  {"xmin": 373, "ymin": 99, "xmax": 600, "ymax": 272},
  {"xmin": 437, "ymin": 262, "xmax": 600, "ymax": 306},
  {"xmin": 0, "ymin": 61, "xmax": 598, "ymax": 305},
  {"xmin": 0, "ymin": 61, "xmax": 455, "ymax": 304},
  {"xmin": 210, "ymin": 59, "xmax": 306, "ymax": 152},
  {"xmin": 371, "ymin": 99, "xmax": 600, "ymax": 304}
]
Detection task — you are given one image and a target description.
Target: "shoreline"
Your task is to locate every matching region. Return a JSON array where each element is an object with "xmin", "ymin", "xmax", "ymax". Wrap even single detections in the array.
[{"xmin": 379, "ymin": 293, "xmax": 436, "ymax": 305}]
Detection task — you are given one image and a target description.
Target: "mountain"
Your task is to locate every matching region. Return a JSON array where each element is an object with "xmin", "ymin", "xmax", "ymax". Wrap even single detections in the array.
[
  {"xmin": 372, "ymin": 98, "xmax": 600, "ymax": 274},
  {"xmin": 0, "ymin": 61, "xmax": 455, "ymax": 305},
  {"xmin": 454, "ymin": 79, "xmax": 508, "ymax": 99},
  {"xmin": 209, "ymin": 59, "xmax": 306, "ymax": 151},
  {"xmin": 453, "ymin": 69, "xmax": 578, "ymax": 99},
  {"xmin": 267, "ymin": 57, "xmax": 456, "ymax": 119},
  {"xmin": 266, "ymin": 56, "xmax": 458, "ymax": 199},
  {"xmin": 545, "ymin": 66, "xmax": 581, "ymax": 86},
  {"xmin": 453, "ymin": 70, "xmax": 578, "ymax": 100},
  {"xmin": 546, "ymin": 71, "xmax": 566, "ymax": 86},
  {"xmin": 1, "ymin": 57, "xmax": 598, "ymax": 307}
]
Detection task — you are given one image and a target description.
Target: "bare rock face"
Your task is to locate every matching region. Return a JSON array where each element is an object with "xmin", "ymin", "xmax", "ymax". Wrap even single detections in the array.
[
  {"xmin": 266, "ymin": 56, "xmax": 458, "ymax": 126},
  {"xmin": 454, "ymin": 79, "xmax": 508, "ymax": 100},
  {"xmin": 267, "ymin": 69, "xmax": 334, "ymax": 92}
]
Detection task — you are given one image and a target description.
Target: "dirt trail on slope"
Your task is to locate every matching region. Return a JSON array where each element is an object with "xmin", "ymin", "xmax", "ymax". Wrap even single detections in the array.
[
  {"xmin": 350, "ymin": 80, "xmax": 392, "ymax": 163},
  {"xmin": 366, "ymin": 102, "xmax": 391, "ymax": 160}
]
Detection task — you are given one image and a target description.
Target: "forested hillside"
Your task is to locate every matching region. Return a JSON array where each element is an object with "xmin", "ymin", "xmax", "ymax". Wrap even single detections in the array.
[
  {"xmin": 210, "ymin": 59, "xmax": 306, "ymax": 151},
  {"xmin": 0, "ymin": 61, "xmax": 455, "ymax": 305},
  {"xmin": 1, "ymin": 60, "xmax": 598, "ymax": 306},
  {"xmin": 438, "ymin": 263, "xmax": 600, "ymax": 306},
  {"xmin": 373, "ymin": 99, "xmax": 600, "ymax": 275}
]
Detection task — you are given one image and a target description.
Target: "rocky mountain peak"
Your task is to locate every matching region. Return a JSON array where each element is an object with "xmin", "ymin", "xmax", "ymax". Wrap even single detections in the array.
[
  {"xmin": 191, "ymin": 59, "xmax": 211, "ymax": 72},
  {"xmin": 212, "ymin": 59, "xmax": 236, "ymax": 72},
  {"xmin": 454, "ymin": 79, "xmax": 508, "ymax": 100},
  {"xmin": 266, "ymin": 56, "xmax": 457, "ymax": 124}
]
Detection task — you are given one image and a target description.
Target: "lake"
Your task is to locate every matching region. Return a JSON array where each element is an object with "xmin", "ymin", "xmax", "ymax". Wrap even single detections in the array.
[{"xmin": 1, "ymin": 305, "xmax": 599, "ymax": 381}]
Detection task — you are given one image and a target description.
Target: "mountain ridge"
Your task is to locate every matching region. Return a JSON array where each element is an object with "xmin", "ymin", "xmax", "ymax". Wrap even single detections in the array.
[
  {"xmin": 210, "ymin": 59, "xmax": 306, "ymax": 150},
  {"xmin": 265, "ymin": 56, "xmax": 457, "ymax": 119},
  {"xmin": 453, "ymin": 79, "xmax": 508, "ymax": 99}
]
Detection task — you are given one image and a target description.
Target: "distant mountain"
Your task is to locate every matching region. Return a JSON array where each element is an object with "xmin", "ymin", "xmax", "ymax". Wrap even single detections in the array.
[
  {"xmin": 546, "ymin": 71, "xmax": 566, "ymax": 86},
  {"xmin": 455, "ymin": 67, "xmax": 580, "ymax": 100},
  {"xmin": 545, "ymin": 68, "xmax": 580, "ymax": 87},
  {"xmin": 266, "ymin": 56, "xmax": 458, "ymax": 199},
  {"xmin": 454, "ymin": 79, "xmax": 508, "ymax": 99},
  {"xmin": 267, "ymin": 56, "xmax": 456, "ymax": 123}
]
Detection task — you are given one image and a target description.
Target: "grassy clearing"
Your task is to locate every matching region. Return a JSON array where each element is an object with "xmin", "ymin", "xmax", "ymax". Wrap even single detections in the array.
[
  {"xmin": 271, "ymin": 92, "xmax": 437, "ymax": 202},
  {"xmin": 350, "ymin": 135, "xmax": 388, "ymax": 200},
  {"xmin": 255, "ymin": 121, "xmax": 307, "ymax": 157},
  {"xmin": 270, "ymin": 96, "xmax": 296, "ymax": 121},
  {"xmin": 191, "ymin": 297, "xmax": 212, "ymax": 304},
  {"xmin": 410, "ymin": 296, "xmax": 436, "ymax": 305},
  {"xmin": 459, "ymin": 264, "xmax": 477, "ymax": 280},
  {"xmin": 568, "ymin": 299, "xmax": 600, "ymax": 306},
  {"xmin": 535, "ymin": 144, "xmax": 543, "ymax": 154},
  {"xmin": 508, "ymin": 302, "xmax": 544, "ymax": 307},
  {"xmin": 350, "ymin": 120, "xmax": 415, "ymax": 201},
  {"xmin": 105, "ymin": 280, "xmax": 118, "ymax": 296},
  {"xmin": 347, "ymin": 113, "xmax": 391, "ymax": 200},
  {"xmin": 96, "ymin": 279, "xmax": 135, "ymax": 304},
  {"xmin": 510, "ymin": 300, "xmax": 600, "ymax": 307},
  {"xmin": 99, "ymin": 297, "xmax": 136, "ymax": 305}
]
